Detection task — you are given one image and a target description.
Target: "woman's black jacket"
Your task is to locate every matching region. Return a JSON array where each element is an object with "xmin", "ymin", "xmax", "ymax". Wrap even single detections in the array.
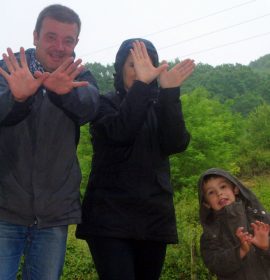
[{"xmin": 76, "ymin": 80, "xmax": 190, "ymax": 243}]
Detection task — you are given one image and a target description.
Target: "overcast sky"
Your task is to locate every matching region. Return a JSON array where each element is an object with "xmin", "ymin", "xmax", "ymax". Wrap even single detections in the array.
[{"xmin": 1, "ymin": 0, "xmax": 270, "ymax": 66}]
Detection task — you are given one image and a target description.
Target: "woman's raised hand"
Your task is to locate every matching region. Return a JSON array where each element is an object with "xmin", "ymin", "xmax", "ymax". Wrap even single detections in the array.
[
  {"xmin": 159, "ymin": 59, "xmax": 195, "ymax": 89},
  {"xmin": 130, "ymin": 41, "xmax": 168, "ymax": 84}
]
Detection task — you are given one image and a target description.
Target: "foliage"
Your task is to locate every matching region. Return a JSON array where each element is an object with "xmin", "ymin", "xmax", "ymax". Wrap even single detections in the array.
[
  {"xmin": 238, "ymin": 103, "xmax": 270, "ymax": 175},
  {"xmin": 170, "ymin": 88, "xmax": 243, "ymax": 188},
  {"xmin": 181, "ymin": 63, "xmax": 269, "ymax": 116},
  {"xmin": 230, "ymin": 93, "xmax": 263, "ymax": 116},
  {"xmin": 249, "ymin": 54, "xmax": 270, "ymax": 75},
  {"xmin": 246, "ymin": 103, "xmax": 270, "ymax": 150},
  {"xmin": 250, "ymin": 176, "xmax": 270, "ymax": 210},
  {"xmin": 180, "ymin": 63, "xmax": 214, "ymax": 94},
  {"xmin": 77, "ymin": 125, "xmax": 92, "ymax": 197},
  {"xmin": 85, "ymin": 62, "xmax": 114, "ymax": 94}
]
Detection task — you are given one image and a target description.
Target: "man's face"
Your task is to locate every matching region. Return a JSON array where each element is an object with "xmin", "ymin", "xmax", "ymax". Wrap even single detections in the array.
[{"xmin": 33, "ymin": 17, "xmax": 79, "ymax": 72}]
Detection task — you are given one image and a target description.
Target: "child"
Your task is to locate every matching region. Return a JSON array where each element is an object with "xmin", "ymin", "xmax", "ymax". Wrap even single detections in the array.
[{"xmin": 198, "ymin": 168, "xmax": 270, "ymax": 280}]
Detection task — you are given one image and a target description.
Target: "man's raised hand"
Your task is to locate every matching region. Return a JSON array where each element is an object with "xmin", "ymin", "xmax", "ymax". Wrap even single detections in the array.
[
  {"xmin": 35, "ymin": 57, "xmax": 89, "ymax": 95},
  {"xmin": 0, "ymin": 47, "xmax": 48, "ymax": 102}
]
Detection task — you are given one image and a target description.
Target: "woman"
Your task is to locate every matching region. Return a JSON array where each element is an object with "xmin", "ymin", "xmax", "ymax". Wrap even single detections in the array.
[{"xmin": 76, "ymin": 39, "xmax": 195, "ymax": 280}]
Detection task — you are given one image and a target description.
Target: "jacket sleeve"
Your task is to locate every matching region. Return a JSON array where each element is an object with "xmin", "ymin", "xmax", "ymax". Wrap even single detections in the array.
[
  {"xmin": 92, "ymin": 80, "xmax": 153, "ymax": 145},
  {"xmin": 47, "ymin": 69, "xmax": 99, "ymax": 125},
  {"xmin": 155, "ymin": 87, "xmax": 190, "ymax": 156},
  {"xmin": 200, "ymin": 233, "xmax": 244, "ymax": 277},
  {"xmin": 0, "ymin": 73, "xmax": 33, "ymax": 126}
]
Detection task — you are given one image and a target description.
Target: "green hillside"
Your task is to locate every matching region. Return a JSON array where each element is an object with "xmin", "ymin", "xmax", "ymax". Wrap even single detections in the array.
[{"xmin": 249, "ymin": 53, "xmax": 270, "ymax": 75}]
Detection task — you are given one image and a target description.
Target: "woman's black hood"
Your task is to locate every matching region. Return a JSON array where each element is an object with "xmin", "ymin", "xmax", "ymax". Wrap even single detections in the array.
[
  {"xmin": 113, "ymin": 38, "xmax": 159, "ymax": 94},
  {"xmin": 198, "ymin": 168, "xmax": 267, "ymax": 225}
]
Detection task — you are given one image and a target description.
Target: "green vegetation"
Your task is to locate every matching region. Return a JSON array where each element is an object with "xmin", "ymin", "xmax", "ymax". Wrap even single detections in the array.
[
  {"xmin": 66, "ymin": 54, "xmax": 270, "ymax": 278},
  {"xmin": 249, "ymin": 54, "xmax": 270, "ymax": 75},
  {"xmin": 63, "ymin": 177, "xmax": 270, "ymax": 279}
]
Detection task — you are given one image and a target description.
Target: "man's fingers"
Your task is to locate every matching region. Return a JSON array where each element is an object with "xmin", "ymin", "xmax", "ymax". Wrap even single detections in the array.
[
  {"xmin": 19, "ymin": 47, "xmax": 27, "ymax": 68},
  {"xmin": 70, "ymin": 65, "xmax": 85, "ymax": 80},
  {"xmin": 66, "ymin": 59, "xmax": 83, "ymax": 76},
  {"xmin": 2, "ymin": 47, "xmax": 27, "ymax": 74},
  {"xmin": 72, "ymin": 81, "xmax": 89, "ymax": 88},
  {"xmin": 57, "ymin": 57, "xmax": 75, "ymax": 73},
  {"xmin": 6, "ymin": 48, "xmax": 20, "ymax": 71},
  {"xmin": 38, "ymin": 72, "xmax": 50, "ymax": 83},
  {"xmin": 2, "ymin": 53, "xmax": 15, "ymax": 73},
  {"xmin": 0, "ymin": 67, "xmax": 9, "ymax": 79},
  {"xmin": 34, "ymin": 71, "xmax": 50, "ymax": 85},
  {"xmin": 34, "ymin": 71, "xmax": 43, "ymax": 79}
]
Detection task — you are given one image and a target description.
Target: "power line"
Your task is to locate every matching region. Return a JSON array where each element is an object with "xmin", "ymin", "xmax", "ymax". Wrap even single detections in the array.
[
  {"xmin": 174, "ymin": 31, "xmax": 270, "ymax": 60},
  {"xmin": 159, "ymin": 13, "xmax": 270, "ymax": 50},
  {"xmin": 80, "ymin": 0, "xmax": 257, "ymax": 58},
  {"xmin": 143, "ymin": 0, "xmax": 257, "ymax": 37}
]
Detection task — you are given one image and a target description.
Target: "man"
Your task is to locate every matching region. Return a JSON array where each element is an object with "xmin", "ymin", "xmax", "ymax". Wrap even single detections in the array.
[{"xmin": 0, "ymin": 4, "xmax": 99, "ymax": 279}]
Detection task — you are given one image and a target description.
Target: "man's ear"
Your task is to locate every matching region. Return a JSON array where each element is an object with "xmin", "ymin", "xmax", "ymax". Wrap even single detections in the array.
[
  {"xmin": 203, "ymin": 202, "xmax": 211, "ymax": 209},
  {"xmin": 33, "ymin": 31, "xmax": 38, "ymax": 46},
  {"xmin": 234, "ymin": 186, "xmax": 240, "ymax": 195}
]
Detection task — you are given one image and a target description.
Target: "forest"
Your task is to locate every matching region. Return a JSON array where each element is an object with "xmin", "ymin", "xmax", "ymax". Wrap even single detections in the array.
[{"xmin": 62, "ymin": 53, "xmax": 270, "ymax": 279}]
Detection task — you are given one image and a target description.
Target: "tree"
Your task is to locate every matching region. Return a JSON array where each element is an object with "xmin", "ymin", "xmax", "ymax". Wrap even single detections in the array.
[
  {"xmin": 170, "ymin": 88, "xmax": 244, "ymax": 187},
  {"xmin": 238, "ymin": 103, "xmax": 270, "ymax": 175},
  {"xmin": 85, "ymin": 62, "xmax": 114, "ymax": 94},
  {"xmin": 249, "ymin": 54, "xmax": 270, "ymax": 75},
  {"xmin": 181, "ymin": 63, "xmax": 269, "ymax": 116}
]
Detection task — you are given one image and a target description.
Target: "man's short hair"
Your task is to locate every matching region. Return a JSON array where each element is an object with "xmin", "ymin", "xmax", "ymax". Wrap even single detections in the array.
[{"xmin": 34, "ymin": 4, "xmax": 81, "ymax": 37}]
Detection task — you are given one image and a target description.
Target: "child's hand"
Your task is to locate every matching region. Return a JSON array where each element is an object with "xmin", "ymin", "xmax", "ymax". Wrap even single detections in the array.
[
  {"xmin": 250, "ymin": 221, "xmax": 270, "ymax": 250},
  {"xmin": 236, "ymin": 227, "xmax": 252, "ymax": 258}
]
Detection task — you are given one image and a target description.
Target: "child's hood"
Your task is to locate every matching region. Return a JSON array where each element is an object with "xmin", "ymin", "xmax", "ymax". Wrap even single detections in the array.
[{"xmin": 197, "ymin": 168, "xmax": 266, "ymax": 225}]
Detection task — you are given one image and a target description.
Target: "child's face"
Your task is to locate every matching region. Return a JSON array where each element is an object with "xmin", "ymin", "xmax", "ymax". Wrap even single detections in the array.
[{"xmin": 203, "ymin": 177, "xmax": 238, "ymax": 211}]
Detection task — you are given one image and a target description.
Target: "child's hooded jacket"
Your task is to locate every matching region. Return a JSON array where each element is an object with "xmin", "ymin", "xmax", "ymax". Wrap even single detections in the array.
[{"xmin": 198, "ymin": 168, "xmax": 270, "ymax": 280}]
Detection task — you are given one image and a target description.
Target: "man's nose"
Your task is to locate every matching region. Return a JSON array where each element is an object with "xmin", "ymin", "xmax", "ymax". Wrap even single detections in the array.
[{"xmin": 54, "ymin": 39, "xmax": 65, "ymax": 50}]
